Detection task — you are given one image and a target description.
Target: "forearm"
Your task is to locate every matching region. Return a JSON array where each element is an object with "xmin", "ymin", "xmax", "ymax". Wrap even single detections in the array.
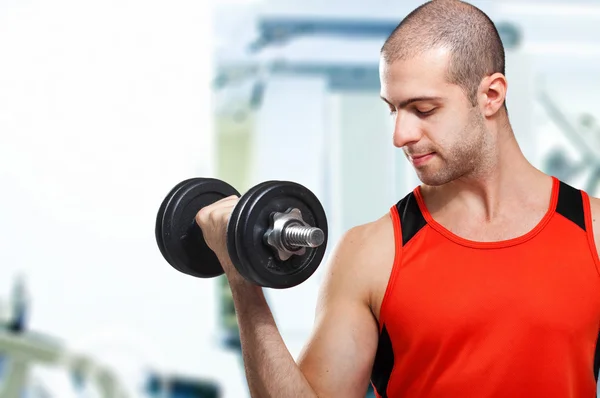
[{"xmin": 225, "ymin": 265, "xmax": 318, "ymax": 398}]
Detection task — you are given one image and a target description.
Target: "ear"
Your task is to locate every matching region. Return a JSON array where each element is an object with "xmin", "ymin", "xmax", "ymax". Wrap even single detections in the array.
[{"xmin": 479, "ymin": 73, "xmax": 507, "ymax": 117}]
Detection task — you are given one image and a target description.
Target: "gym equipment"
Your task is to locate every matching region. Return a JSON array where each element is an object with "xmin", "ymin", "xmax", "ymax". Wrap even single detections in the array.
[
  {"xmin": 0, "ymin": 332, "xmax": 129, "ymax": 398},
  {"xmin": 155, "ymin": 178, "xmax": 328, "ymax": 289},
  {"xmin": 156, "ymin": 178, "xmax": 240, "ymax": 279},
  {"xmin": 538, "ymin": 90, "xmax": 600, "ymax": 194}
]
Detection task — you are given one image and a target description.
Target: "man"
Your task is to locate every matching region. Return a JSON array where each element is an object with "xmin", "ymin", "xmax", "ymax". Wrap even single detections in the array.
[{"xmin": 196, "ymin": 0, "xmax": 600, "ymax": 397}]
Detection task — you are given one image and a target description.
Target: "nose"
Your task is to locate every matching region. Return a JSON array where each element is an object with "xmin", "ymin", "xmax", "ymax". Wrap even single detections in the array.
[{"xmin": 392, "ymin": 112, "xmax": 422, "ymax": 148}]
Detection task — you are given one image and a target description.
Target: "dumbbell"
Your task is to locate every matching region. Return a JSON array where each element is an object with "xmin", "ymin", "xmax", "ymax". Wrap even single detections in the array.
[{"xmin": 155, "ymin": 178, "xmax": 328, "ymax": 289}]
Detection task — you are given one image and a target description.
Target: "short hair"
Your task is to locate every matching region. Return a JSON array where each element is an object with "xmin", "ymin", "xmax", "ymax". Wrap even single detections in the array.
[{"xmin": 381, "ymin": 0, "xmax": 505, "ymax": 107}]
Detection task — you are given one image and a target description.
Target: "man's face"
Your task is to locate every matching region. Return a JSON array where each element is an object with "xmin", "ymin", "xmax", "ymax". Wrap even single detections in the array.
[{"xmin": 379, "ymin": 47, "xmax": 489, "ymax": 186}]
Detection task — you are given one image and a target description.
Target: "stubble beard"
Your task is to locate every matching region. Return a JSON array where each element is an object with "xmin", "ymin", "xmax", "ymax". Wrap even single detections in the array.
[{"xmin": 415, "ymin": 109, "xmax": 493, "ymax": 186}]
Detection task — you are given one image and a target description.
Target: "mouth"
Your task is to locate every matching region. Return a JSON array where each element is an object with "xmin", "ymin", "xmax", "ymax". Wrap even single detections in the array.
[{"xmin": 409, "ymin": 152, "xmax": 436, "ymax": 166}]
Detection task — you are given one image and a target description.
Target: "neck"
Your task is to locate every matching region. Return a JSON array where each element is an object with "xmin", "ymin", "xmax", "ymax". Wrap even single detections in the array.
[{"xmin": 424, "ymin": 124, "xmax": 552, "ymax": 221}]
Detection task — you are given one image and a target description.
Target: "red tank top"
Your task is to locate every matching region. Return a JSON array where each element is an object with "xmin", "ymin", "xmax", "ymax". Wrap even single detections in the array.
[{"xmin": 370, "ymin": 177, "xmax": 600, "ymax": 398}]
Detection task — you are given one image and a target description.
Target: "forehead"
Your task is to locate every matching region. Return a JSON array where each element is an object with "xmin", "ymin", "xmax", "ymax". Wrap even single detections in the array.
[{"xmin": 379, "ymin": 47, "xmax": 453, "ymax": 100}]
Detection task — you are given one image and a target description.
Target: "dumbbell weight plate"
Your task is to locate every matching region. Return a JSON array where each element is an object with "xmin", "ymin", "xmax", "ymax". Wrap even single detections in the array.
[
  {"xmin": 156, "ymin": 178, "xmax": 240, "ymax": 278},
  {"xmin": 227, "ymin": 181, "xmax": 328, "ymax": 289},
  {"xmin": 155, "ymin": 178, "xmax": 193, "ymax": 265},
  {"xmin": 225, "ymin": 180, "xmax": 276, "ymax": 285}
]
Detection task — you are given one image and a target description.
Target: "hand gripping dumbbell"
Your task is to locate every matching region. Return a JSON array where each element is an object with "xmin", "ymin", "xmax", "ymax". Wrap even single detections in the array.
[{"xmin": 155, "ymin": 178, "xmax": 328, "ymax": 289}]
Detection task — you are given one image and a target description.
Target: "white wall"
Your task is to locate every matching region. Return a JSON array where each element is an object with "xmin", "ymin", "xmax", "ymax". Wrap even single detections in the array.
[
  {"xmin": 328, "ymin": 92, "xmax": 397, "ymax": 235},
  {"xmin": 0, "ymin": 0, "xmax": 249, "ymax": 396}
]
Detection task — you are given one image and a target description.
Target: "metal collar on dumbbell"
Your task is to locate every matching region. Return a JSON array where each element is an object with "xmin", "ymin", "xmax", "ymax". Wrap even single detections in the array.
[{"xmin": 264, "ymin": 208, "xmax": 325, "ymax": 261}]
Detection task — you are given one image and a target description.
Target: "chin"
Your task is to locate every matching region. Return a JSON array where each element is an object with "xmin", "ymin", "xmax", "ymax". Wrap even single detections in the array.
[
  {"xmin": 415, "ymin": 169, "xmax": 455, "ymax": 187},
  {"xmin": 418, "ymin": 177, "xmax": 447, "ymax": 187}
]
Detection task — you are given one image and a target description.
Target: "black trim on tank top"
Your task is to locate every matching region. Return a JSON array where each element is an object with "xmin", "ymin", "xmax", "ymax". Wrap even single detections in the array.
[
  {"xmin": 371, "ymin": 325, "xmax": 394, "ymax": 398},
  {"xmin": 396, "ymin": 192, "xmax": 427, "ymax": 246},
  {"xmin": 556, "ymin": 181, "xmax": 586, "ymax": 231}
]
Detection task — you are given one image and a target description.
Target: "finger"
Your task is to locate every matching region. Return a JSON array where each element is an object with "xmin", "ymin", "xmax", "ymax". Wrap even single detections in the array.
[
  {"xmin": 195, "ymin": 207, "xmax": 210, "ymax": 227},
  {"xmin": 208, "ymin": 203, "xmax": 237, "ymax": 225},
  {"xmin": 196, "ymin": 196, "xmax": 238, "ymax": 224},
  {"xmin": 203, "ymin": 195, "xmax": 239, "ymax": 213},
  {"xmin": 196, "ymin": 200, "xmax": 237, "ymax": 227},
  {"xmin": 215, "ymin": 195, "xmax": 239, "ymax": 205}
]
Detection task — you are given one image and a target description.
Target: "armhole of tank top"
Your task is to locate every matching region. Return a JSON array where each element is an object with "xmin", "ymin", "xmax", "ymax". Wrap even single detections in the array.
[
  {"xmin": 582, "ymin": 191, "xmax": 600, "ymax": 277},
  {"xmin": 378, "ymin": 205, "xmax": 404, "ymax": 332}
]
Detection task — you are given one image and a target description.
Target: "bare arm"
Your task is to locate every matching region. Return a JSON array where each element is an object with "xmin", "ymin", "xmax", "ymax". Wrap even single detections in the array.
[
  {"xmin": 297, "ymin": 226, "xmax": 381, "ymax": 398},
  {"xmin": 224, "ymin": 272, "xmax": 316, "ymax": 398},
  {"xmin": 224, "ymin": 226, "xmax": 380, "ymax": 398}
]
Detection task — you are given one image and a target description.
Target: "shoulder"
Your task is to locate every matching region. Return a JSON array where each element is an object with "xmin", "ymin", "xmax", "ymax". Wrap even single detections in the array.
[
  {"xmin": 335, "ymin": 215, "xmax": 395, "ymax": 260},
  {"xmin": 318, "ymin": 213, "xmax": 396, "ymax": 308},
  {"xmin": 326, "ymin": 214, "xmax": 395, "ymax": 276}
]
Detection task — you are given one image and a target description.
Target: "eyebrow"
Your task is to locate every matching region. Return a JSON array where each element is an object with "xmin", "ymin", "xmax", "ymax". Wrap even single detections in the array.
[{"xmin": 380, "ymin": 95, "xmax": 443, "ymax": 108}]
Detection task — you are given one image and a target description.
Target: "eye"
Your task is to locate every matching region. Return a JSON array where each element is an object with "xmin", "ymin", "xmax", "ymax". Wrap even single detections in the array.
[{"xmin": 416, "ymin": 108, "xmax": 436, "ymax": 117}]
